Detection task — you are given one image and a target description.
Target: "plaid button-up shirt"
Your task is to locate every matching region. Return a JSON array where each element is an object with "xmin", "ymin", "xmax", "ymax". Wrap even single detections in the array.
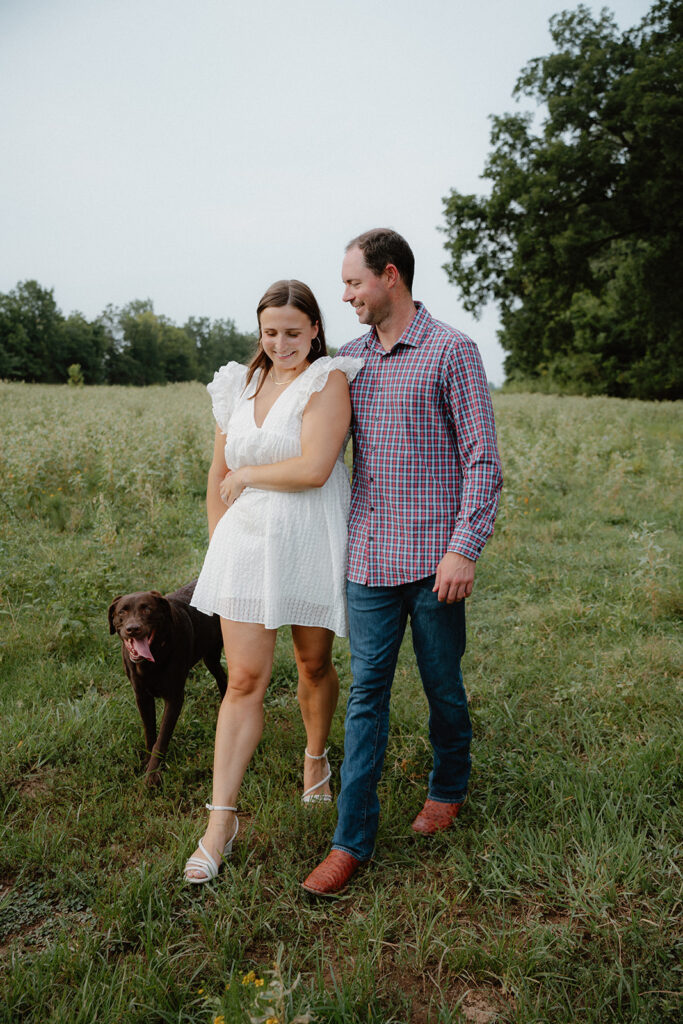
[{"xmin": 338, "ymin": 302, "xmax": 503, "ymax": 586}]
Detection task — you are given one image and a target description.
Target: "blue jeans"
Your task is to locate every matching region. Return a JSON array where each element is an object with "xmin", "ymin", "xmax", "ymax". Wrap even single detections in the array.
[{"xmin": 332, "ymin": 576, "xmax": 472, "ymax": 861}]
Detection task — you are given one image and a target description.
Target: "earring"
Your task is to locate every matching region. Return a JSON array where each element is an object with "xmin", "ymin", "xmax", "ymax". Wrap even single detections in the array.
[{"xmin": 311, "ymin": 336, "xmax": 322, "ymax": 353}]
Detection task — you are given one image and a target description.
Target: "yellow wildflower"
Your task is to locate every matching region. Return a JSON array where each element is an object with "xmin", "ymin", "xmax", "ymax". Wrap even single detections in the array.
[
  {"xmin": 241, "ymin": 970, "xmax": 256, "ymax": 985},
  {"xmin": 254, "ymin": 978, "xmax": 264, "ymax": 987},
  {"xmin": 213, "ymin": 1017, "xmax": 225, "ymax": 1024},
  {"xmin": 265, "ymin": 1018, "xmax": 279, "ymax": 1024}
]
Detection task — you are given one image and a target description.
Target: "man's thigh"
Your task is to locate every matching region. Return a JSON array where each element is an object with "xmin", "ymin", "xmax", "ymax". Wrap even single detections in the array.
[
  {"xmin": 346, "ymin": 581, "xmax": 409, "ymax": 680},
  {"xmin": 406, "ymin": 576, "xmax": 467, "ymax": 682}
]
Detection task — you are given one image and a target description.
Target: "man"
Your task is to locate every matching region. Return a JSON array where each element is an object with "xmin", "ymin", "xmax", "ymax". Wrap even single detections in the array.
[{"xmin": 302, "ymin": 228, "xmax": 503, "ymax": 896}]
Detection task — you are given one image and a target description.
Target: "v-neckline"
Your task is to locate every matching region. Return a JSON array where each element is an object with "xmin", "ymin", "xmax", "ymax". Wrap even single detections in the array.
[{"xmin": 251, "ymin": 364, "xmax": 310, "ymax": 430}]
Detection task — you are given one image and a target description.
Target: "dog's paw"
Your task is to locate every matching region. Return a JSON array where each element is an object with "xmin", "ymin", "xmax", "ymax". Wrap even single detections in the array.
[{"xmin": 144, "ymin": 763, "xmax": 164, "ymax": 787}]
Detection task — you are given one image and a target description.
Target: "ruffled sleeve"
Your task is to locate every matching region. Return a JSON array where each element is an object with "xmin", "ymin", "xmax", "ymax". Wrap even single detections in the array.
[
  {"xmin": 206, "ymin": 362, "xmax": 249, "ymax": 433},
  {"xmin": 292, "ymin": 355, "xmax": 364, "ymax": 417}
]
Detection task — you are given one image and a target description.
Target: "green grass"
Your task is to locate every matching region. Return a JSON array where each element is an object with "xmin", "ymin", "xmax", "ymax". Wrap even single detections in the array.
[{"xmin": 1, "ymin": 383, "xmax": 681, "ymax": 1023}]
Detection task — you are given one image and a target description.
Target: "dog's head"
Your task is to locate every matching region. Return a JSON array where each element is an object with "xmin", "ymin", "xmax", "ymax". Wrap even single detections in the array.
[{"xmin": 108, "ymin": 591, "xmax": 170, "ymax": 664}]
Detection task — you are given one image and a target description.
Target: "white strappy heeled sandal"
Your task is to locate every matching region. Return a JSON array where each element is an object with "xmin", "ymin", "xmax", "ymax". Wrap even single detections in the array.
[
  {"xmin": 183, "ymin": 803, "xmax": 238, "ymax": 884},
  {"xmin": 302, "ymin": 748, "xmax": 332, "ymax": 805}
]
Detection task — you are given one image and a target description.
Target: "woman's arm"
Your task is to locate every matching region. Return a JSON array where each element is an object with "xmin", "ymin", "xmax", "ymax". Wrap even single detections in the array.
[
  {"xmin": 206, "ymin": 424, "xmax": 230, "ymax": 537},
  {"xmin": 220, "ymin": 370, "xmax": 351, "ymax": 509}
]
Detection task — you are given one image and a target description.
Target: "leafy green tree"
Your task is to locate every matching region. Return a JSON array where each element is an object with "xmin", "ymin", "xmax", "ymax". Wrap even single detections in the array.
[
  {"xmin": 67, "ymin": 363, "xmax": 85, "ymax": 386},
  {"xmin": 62, "ymin": 313, "xmax": 108, "ymax": 384},
  {"xmin": 185, "ymin": 316, "xmax": 257, "ymax": 382},
  {"xmin": 0, "ymin": 283, "xmax": 108, "ymax": 383},
  {"xmin": 0, "ymin": 311, "xmax": 22, "ymax": 379},
  {"xmin": 101, "ymin": 301, "xmax": 167, "ymax": 385},
  {"xmin": 0, "ymin": 280, "xmax": 65, "ymax": 382},
  {"xmin": 159, "ymin": 320, "xmax": 198, "ymax": 382},
  {"xmin": 118, "ymin": 301, "xmax": 166, "ymax": 386},
  {"xmin": 441, "ymin": 0, "xmax": 683, "ymax": 399},
  {"xmin": 100, "ymin": 303, "xmax": 131, "ymax": 384},
  {"xmin": 0, "ymin": 284, "xmax": 257, "ymax": 386}
]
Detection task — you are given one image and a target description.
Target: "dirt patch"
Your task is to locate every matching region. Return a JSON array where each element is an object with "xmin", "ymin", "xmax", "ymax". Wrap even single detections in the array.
[
  {"xmin": 457, "ymin": 986, "xmax": 510, "ymax": 1022},
  {"xmin": 414, "ymin": 976, "xmax": 515, "ymax": 1023},
  {"xmin": 15, "ymin": 772, "xmax": 55, "ymax": 798},
  {"xmin": 310, "ymin": 956, "xmax": 516, "ymax": 1024},
  {"xmin": 0, "ymin": 913, "xmax": 53, "ymax": 959}
]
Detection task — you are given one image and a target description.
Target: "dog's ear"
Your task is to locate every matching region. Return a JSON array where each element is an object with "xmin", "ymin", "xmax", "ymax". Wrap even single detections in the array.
[
  {"xmin": 149, "ymin": 591, "xmax": 172, "ymax": 614},
  {"xmin": 148, "ymin": 591, "xmax": 172, "ymax": 626},
  {"xmin": 108, "ymin": 598, "xmax": 122, "ymax": 634},
  {"xmin": 152, "ymin": 592, "xmax": 172, "ymax": 617}
]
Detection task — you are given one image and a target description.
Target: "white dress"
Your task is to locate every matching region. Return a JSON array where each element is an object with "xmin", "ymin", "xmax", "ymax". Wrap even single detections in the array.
[{"xmin": 191, "ymin": 355, "xmax": 364, "ymax": 637}]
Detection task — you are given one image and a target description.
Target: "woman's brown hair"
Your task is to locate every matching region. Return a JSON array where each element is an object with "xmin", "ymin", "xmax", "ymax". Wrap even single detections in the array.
[{"xmin": 246, "ymin": 280, "xmax": 327, "ymax": 395}]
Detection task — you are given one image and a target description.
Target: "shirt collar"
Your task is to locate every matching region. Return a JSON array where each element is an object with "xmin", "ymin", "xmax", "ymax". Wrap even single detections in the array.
[{"xmin": 363, "ymin": 301, "xmax": 431, "ymax": 352}]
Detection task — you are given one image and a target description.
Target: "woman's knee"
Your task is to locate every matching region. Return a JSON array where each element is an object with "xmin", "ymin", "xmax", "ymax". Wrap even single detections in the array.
[
  {"xmin": 225, "ymin": 666, "xmax": 269, "ymax": 701},
  {"xmin": 297, "ymin": 651, "xmax": 334, "ymax": 687}
]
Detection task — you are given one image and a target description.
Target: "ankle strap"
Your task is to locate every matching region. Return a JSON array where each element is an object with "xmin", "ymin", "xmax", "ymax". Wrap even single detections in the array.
[
  {"xmin": 205, "ymin": 803, "xmax": 237, "ymax": 812},
  {"xmin": 305, "ymin": 748, "xmax": 329, "ymax": 760}
]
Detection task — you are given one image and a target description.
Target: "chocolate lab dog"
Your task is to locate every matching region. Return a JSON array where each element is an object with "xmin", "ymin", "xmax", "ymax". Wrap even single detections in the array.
[{"xmin": 108, "ymin": 580, "xmax": 227, "ymax": 785}]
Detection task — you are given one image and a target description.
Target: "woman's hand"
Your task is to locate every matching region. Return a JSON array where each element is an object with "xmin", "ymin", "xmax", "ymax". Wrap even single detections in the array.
[{"xmin": 219, "ymin": 468, "xmax": 249, "ymax": 508}]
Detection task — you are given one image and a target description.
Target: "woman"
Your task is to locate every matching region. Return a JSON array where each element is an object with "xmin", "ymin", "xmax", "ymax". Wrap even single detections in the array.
[{"xmin": 184, "ymin": 280, "xmax": 363, "ymax": 883}]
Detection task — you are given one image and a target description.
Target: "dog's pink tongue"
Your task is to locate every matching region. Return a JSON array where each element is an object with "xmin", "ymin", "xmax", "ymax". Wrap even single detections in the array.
[{"xmin": 132, "ymin": 637, "xmax": 155, "ymax": 662}]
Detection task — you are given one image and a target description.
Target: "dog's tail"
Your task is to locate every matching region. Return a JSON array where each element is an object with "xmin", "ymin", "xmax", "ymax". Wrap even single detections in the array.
[{"xmin": 167, "ymin": 580, "xmax": 198, "ymax": 604}]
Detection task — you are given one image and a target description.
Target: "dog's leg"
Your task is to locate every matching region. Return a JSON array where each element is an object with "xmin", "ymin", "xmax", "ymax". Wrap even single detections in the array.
[
  {"xmin": 203, "ymin": 652, "xmax": 228, "ymax": 698},
  {"xmin": 135, "ymin": 690, "xmax": 158, "ymax": 767},
  {"xmin": 145, "ymin": 696, "xmax": 184, "ymax": 786}
]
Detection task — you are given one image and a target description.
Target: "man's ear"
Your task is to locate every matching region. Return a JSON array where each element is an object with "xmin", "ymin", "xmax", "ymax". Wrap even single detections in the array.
[{"xmin": 384, "ymin": 263, "xmax": 400, "ymax": 288}]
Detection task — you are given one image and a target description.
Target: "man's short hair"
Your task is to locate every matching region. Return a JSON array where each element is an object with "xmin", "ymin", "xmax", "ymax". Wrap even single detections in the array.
[{"xmin": 346, "ymin": 228, "xmax": 415, "ymax": 292}]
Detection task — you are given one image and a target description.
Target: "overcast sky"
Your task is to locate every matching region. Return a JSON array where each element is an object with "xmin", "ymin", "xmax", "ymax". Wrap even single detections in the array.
[{"xmin": 1, "ymin": 0, "xmax": 652, "ymax": 382}]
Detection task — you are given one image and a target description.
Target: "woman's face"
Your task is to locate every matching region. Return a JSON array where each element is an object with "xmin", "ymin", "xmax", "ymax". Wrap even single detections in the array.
[{"xmin": 259, "ymin": 304, "xmax": 318, "ymax": 375}]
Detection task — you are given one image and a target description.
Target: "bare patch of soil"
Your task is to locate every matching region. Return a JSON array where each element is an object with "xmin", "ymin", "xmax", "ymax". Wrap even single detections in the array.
[{"xmin": 15, "ymin": 772, "xmax": 55, "ymax": 798}]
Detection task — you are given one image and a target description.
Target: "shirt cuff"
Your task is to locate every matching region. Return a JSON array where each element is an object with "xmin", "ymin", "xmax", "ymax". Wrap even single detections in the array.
[{"xmin": 447, "ymin": 527, "xmax": 485, "ymax": 562}]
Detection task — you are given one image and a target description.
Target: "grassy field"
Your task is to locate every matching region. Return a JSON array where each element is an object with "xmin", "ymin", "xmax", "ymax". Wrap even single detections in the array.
[{"xmin": 0, "ymin": 381, "xmax": 681, "ymax": 1024}]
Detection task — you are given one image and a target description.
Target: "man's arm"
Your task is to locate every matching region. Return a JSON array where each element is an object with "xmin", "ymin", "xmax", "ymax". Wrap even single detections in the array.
[{"xmin": 437, "ymin": 336, "xmax": 503, "ymax": 601}]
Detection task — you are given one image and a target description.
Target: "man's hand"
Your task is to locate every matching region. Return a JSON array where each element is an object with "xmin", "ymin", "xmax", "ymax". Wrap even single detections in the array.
[{"xmin": 433, "ymin": 552, "xmax": 476, "ymax": 603}]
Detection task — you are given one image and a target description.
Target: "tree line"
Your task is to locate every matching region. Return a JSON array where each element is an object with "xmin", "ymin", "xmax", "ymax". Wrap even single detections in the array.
[
  {"xmin": 0, "ymin": 280, "xmax": 257, "ymax": 385},
  {"xmin": 441, "ymin": 0, "xmax": 682, "ymax": 400},
  {"xmin": 5, "ymin": 3, "xmax": 681, "ymax": 400}
]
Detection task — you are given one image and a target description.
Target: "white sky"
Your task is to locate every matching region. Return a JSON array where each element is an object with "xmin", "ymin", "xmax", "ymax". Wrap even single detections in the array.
[{"xmin": 1, "ymin": 0, "xmax": 652, "ymax": 383}]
